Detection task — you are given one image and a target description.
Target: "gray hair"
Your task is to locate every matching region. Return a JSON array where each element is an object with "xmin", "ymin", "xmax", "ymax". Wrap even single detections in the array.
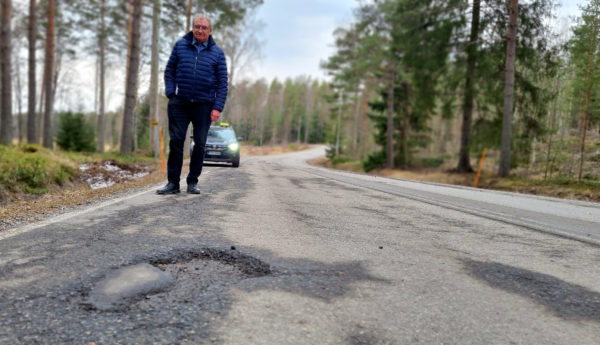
[{"xmin": 192, "ymin": 14, "xmax": 212, "ymax": 29}]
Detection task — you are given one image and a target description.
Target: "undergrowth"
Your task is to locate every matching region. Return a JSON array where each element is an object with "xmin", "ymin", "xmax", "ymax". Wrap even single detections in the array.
[{"xmin": 0, "ymin": 144, "xmax": 157, "ymax": 199}]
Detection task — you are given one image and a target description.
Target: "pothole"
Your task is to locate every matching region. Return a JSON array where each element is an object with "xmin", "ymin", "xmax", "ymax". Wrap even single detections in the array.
[{"xmin": 82, "ymin": 248, "xmax": 271, "ymax": 312}]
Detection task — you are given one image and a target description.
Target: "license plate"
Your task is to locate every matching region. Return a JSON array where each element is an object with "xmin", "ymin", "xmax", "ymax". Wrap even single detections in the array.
[{"xmin": 207, "ymin": 151, "xmax": 221, "ymax": 156}]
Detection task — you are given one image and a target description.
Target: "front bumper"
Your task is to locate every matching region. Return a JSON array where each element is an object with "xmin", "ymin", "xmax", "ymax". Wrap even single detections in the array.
[{"xmin": 204, "ymin": 145, "xmax": 239, "ymax": 163}]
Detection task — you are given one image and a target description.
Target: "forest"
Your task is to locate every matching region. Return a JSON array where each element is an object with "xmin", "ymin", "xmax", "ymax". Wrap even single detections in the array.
[{"xmin": 0, "ymin": 0, "xmax": 599, "ymax": 186}]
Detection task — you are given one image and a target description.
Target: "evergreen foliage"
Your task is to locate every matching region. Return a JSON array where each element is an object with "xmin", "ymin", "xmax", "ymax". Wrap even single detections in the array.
[{"xmin": 55, "ymin": 112, "xmax": 96, "ymax": 152}]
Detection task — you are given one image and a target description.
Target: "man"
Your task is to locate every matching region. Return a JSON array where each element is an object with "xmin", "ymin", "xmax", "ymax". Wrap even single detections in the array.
[{"xmin": 157, "ymin": 15, "xmax": 228, "ymax": 195}]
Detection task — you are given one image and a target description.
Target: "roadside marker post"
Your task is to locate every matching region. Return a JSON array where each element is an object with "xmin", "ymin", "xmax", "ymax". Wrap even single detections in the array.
[
  {"xmin": 474, "ymin": 147, "xmax": 487, "ymax": 188},
  {"xmin": 150, "ymin": 120, "xmax": 159, "ymax": 159}
]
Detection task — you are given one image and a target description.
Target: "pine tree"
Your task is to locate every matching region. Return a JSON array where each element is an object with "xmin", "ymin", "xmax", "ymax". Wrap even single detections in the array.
[
  {"xmin": 569, "ymin": 0, "xmax": 600, "ymax": 180},
  {"xmin": 120, "ymin": 0, "xmax": 142, "ymax": 154}
]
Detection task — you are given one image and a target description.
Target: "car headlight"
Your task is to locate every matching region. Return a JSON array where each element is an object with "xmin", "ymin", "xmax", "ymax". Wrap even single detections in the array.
[{"xmin": 228, "ymin": 143, "xmax": 239, "ymax": 151}]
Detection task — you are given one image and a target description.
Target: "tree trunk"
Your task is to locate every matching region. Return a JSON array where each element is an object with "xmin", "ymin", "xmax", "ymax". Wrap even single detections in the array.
[
  {"xmin": 27, "ymin": 0, "xmax": 36, "ymax": 144},
  {"xmin": 186, "ymin": 0, "xmax": 192, "ymax": 33},
  {"xmin": 37, "ymin": 75, "xmax": 45, "ymax": 143},
  {"xmin": 400, "ymin": 82, "xmax": 410, "ymax": 169},
  {"xmin": 498, "ymin": 0, "xmax": 518, "ymax": 177},
  {"xmin": 386, "ymin": 69, "xmax": 395, "ymax": 169},
  {"xmin": 352, "ymin": 81, "xmax": 360, "ymax": 154},
  {"xmin": 304, "ymin": 84, "xmax": 314, "ymax": 143},
  {"xmin": 41, "ymin": 0, "xmax": 55, "ymax": 148},
  {"xmin": 335, "ymin": 91, "xmax": 342, "ymax": 155},
  {"xmin": 360, "ymin": 78, "xmax": 372, "ymax": 160},
  {"xmin": 544, "ymin": 76, "xmax": 560, "ymax": 179},
  {"xmin": 457, "ymin": 0, "xmax": 480, "ymax": 173},
  {"xmin": 149, "ymin": 0, "xmax": 161, "ymax": 157},
  {"xmin": 97, "ymin": 0, "xmax": 107, "ymax": 152},
  {"xmin": 578, "ymin": 94, "xmax": 591, "ymax": 181},
  {"xmin": 296, "ymin": 108, "xmax": 302, "ymax": 142},
  {"xmin": 120, "ymin": 0, "xmax": 142, "ymax": 154},
  {"xmin": 1, "ymin": 0, "xmax": 13, "ymax": 145},
  {"xmin": 15, "ymin": 45, "xmax": 23, "ymax": 143}
]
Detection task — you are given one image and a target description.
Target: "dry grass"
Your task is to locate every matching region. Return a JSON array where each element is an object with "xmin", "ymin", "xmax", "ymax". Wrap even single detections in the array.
[
  {"xmin": 241, "ymin": 144, "xmax": 311, "ymax": 156},
  {"xmin": 309, "ymin": 157, "xmax": 600, "ymax": 203},
  {"xmin": 0, "ymin": 164, "xmax": 166, "ymax": 229}
]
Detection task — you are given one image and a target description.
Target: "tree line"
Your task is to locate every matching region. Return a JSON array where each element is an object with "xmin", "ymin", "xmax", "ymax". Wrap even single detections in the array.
[
  {"xmin": 1, "ymin": 0, "xmax": 599, "ymax": 181},
  {"xmin": 0, "ymin": 0, "xmax": 262, "ymax": 154},
  {"xmin": 320, "ymin": 0, "xmax": 599, "ymax": 180}
]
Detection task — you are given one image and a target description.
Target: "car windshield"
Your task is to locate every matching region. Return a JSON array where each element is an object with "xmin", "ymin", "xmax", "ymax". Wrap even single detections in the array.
[{"xmin": 208, "ymin": 127, "xmax": 236, "ymax": 141}]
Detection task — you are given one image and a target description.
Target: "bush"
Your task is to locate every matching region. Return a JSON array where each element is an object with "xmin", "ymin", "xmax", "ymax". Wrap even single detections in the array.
[
  {"xmin": 0, "ymin": 145, "xmax": 78, "ymax": 195},
  {"xmin": 331, "ymin": 154, "xmax": 352, "ymax": 166},
  {"xmin": 17, "ymin": 155, "xmax": 48, "ymax": 191},
  {"xmin": 362, "ymin": 150, "xmax": 386, "ymax": 172},
  {"xmin": 55, "ymin": 111, "xmax": 96, "ymax": 152},
  {"xmin": 417, "ymin": 157, "xmax": 445, "ymax": 168}
]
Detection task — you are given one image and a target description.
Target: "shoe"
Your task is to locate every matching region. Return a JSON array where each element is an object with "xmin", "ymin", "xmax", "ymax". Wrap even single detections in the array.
[
  {"xmin": 156, "ymin": 182, "xmax": 180, "ymax": 195},
  {"xmin": 187, "ymin": 183, "xmax": 201, "ymax": 194}
]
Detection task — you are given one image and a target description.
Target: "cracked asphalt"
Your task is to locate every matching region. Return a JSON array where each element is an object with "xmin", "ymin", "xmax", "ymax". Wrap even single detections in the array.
[{"xmin": 1, "ymin": 147, "xmax": 599, "ymax": 344}]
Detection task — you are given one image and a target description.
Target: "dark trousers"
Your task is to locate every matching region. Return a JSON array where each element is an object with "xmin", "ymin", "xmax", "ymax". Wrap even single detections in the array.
[{"xmin": 166, "ymin": 96, "xmax": 212, "ymax": 185}]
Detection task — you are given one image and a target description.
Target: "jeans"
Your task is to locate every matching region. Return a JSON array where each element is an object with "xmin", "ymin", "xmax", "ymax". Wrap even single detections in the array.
[{"xmin": 166, "ymin": 96, "xmax": 212, "ymax": 185}]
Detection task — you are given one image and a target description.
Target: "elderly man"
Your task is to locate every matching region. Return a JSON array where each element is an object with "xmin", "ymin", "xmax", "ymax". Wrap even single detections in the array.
[{"xmin": 157, "ymin": 15, "xmax": 228, "ymax": 195}]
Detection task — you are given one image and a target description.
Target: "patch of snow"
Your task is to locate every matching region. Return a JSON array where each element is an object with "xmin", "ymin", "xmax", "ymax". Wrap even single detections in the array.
[
  {"xmin": 103, "ymin": 161, "xmax": 121, "ymax": 171},
  {"xmin": 90, "ymin": 179, "xmax": 116, "ymax": 190}
]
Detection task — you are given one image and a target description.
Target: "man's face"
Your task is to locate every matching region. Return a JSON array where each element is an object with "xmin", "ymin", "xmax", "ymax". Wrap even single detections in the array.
[{"xmin": 193, "ymin": 18, "xmax": 211, "ymax": 43}]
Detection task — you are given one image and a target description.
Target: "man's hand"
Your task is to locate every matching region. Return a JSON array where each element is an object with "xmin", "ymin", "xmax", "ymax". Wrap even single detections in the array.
[{"xmin": 211, "ymin": 109, "xmax": 221, "ymax": 122}]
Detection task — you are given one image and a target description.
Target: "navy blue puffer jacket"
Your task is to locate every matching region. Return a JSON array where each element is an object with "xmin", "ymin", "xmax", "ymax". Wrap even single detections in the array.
[{"xmin": 164, "ymin": 32, "xmax": 228, "ymax": 111}]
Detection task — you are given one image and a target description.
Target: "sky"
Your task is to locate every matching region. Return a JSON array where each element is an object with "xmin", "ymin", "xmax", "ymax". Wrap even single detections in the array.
[
  {"xmin": 249, "ymin": 0, "xmax": 356, "ymax": 81},
  {"xmin": 250, "ymin": 0, "xmax": 585, "ymax": 82}
]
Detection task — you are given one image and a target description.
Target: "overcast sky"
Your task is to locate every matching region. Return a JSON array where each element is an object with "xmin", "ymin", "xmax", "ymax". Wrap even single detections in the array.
[
  {"xmin": 249, "ymin": 0, "xmax": 356, "ymax": 81},
  {"xmin": 250, "ymin": 0, "xmax": 585, "ymax": 82}
]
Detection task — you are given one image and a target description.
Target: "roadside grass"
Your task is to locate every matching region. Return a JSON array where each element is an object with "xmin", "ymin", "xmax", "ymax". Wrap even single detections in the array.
[
  {"xmin": 0, "ymin": 144, "xmax": 161, "ymax": 205},
  {"xmin": 0, "ymin": 144, "xmax": 77, "ymax": 198},
  {"xmin": 240, "ymin": 143, "xmax": 310, "ymax": 156},
  {"xmin": 61, "ymin": 150, "xmax": 158, "ymax": 165},
  {"xmin": 309, "ymin": 156, "xmax": 600, "ymax": 203}
]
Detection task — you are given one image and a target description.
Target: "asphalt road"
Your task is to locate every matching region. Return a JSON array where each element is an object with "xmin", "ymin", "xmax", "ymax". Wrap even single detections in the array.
[{"xmin": 1, "ymin": 147, "xmax": 599, "ymax": 345}]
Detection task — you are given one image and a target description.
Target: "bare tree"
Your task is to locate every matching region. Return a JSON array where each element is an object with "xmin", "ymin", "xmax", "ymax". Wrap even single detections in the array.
[
  {"xmin": 42, "ymin": 0, "xmax": 55, "ymax": 148},
  {"xmin": 26, "ymin": 0, "xmax": 36, "ymax": 144},
  {"xmin": 120, "ymin": 0, "xmax": 142, "ymax": 154},
  {"xmin": 14, "ymin": 39, "xmax": 23, "ymax": 143},
  {"xmin": 498, "ymin": 0, "xmax": 518, "ymax": 177},
  {"xmin": 1, "ymin": 0, "xmax": 13, "ymax": 145},
  {"xmin": 149, "ymin": 0, "xmax": 161, "ymax": 156},
  {"xmin": 96, "ymin": 0, "xmax": 107, "ymax": 152},
  {"xmin": 186, "ymin": 0, "xmax": 192, "ymax": 32},
  {"xmin": 304, "ymin": 81, "xmax": 315, "ymax": 143}
]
